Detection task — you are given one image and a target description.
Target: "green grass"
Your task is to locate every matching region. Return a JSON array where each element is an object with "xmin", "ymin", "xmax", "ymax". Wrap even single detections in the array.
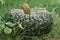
[{"xmin": 0, "ymin": 0, "xmax": 60, "ymax": 40}]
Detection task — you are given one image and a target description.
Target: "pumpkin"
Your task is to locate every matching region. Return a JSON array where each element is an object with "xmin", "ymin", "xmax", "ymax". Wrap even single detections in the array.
[{"xmin": 5, "ymin": 3, "xmax": 53, "ymax": 40}]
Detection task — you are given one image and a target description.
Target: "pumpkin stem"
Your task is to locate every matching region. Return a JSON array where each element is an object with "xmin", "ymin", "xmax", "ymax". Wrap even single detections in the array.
[{"xmin": 19, "ymin": 3, "xmax": 31, "ymax": 14}]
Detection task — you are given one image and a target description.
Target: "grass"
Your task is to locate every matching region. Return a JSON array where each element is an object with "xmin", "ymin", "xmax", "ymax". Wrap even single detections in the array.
[{"xmin": 0, "ymin": 0, "xmax": 60, "ymax": 40}]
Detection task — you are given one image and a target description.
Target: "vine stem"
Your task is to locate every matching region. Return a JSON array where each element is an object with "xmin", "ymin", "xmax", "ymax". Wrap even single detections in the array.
[{"xmin": 19, "ymin": 2, "xmax": 31, "ymax": 14}]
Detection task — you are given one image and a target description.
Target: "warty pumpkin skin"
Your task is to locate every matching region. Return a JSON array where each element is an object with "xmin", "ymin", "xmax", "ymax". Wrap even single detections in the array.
[
  {"xmin": 5, "ymin": 8, "xmax": 53, "ymax": 37},
  {"xmin": 4, "ymin": 2, "xmax": 53, "ymax": 38}
]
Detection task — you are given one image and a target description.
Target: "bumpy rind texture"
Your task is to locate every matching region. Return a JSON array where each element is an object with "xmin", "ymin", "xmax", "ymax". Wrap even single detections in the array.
[{"xmin": 6, "ymin": 8, "xmax": 53, "ymax": 37}]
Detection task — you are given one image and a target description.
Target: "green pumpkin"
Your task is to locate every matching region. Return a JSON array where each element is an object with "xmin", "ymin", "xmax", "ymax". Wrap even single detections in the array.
[{"xmin": 5, "ymin": 4, "xmax": 53, "ymax": 37}]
